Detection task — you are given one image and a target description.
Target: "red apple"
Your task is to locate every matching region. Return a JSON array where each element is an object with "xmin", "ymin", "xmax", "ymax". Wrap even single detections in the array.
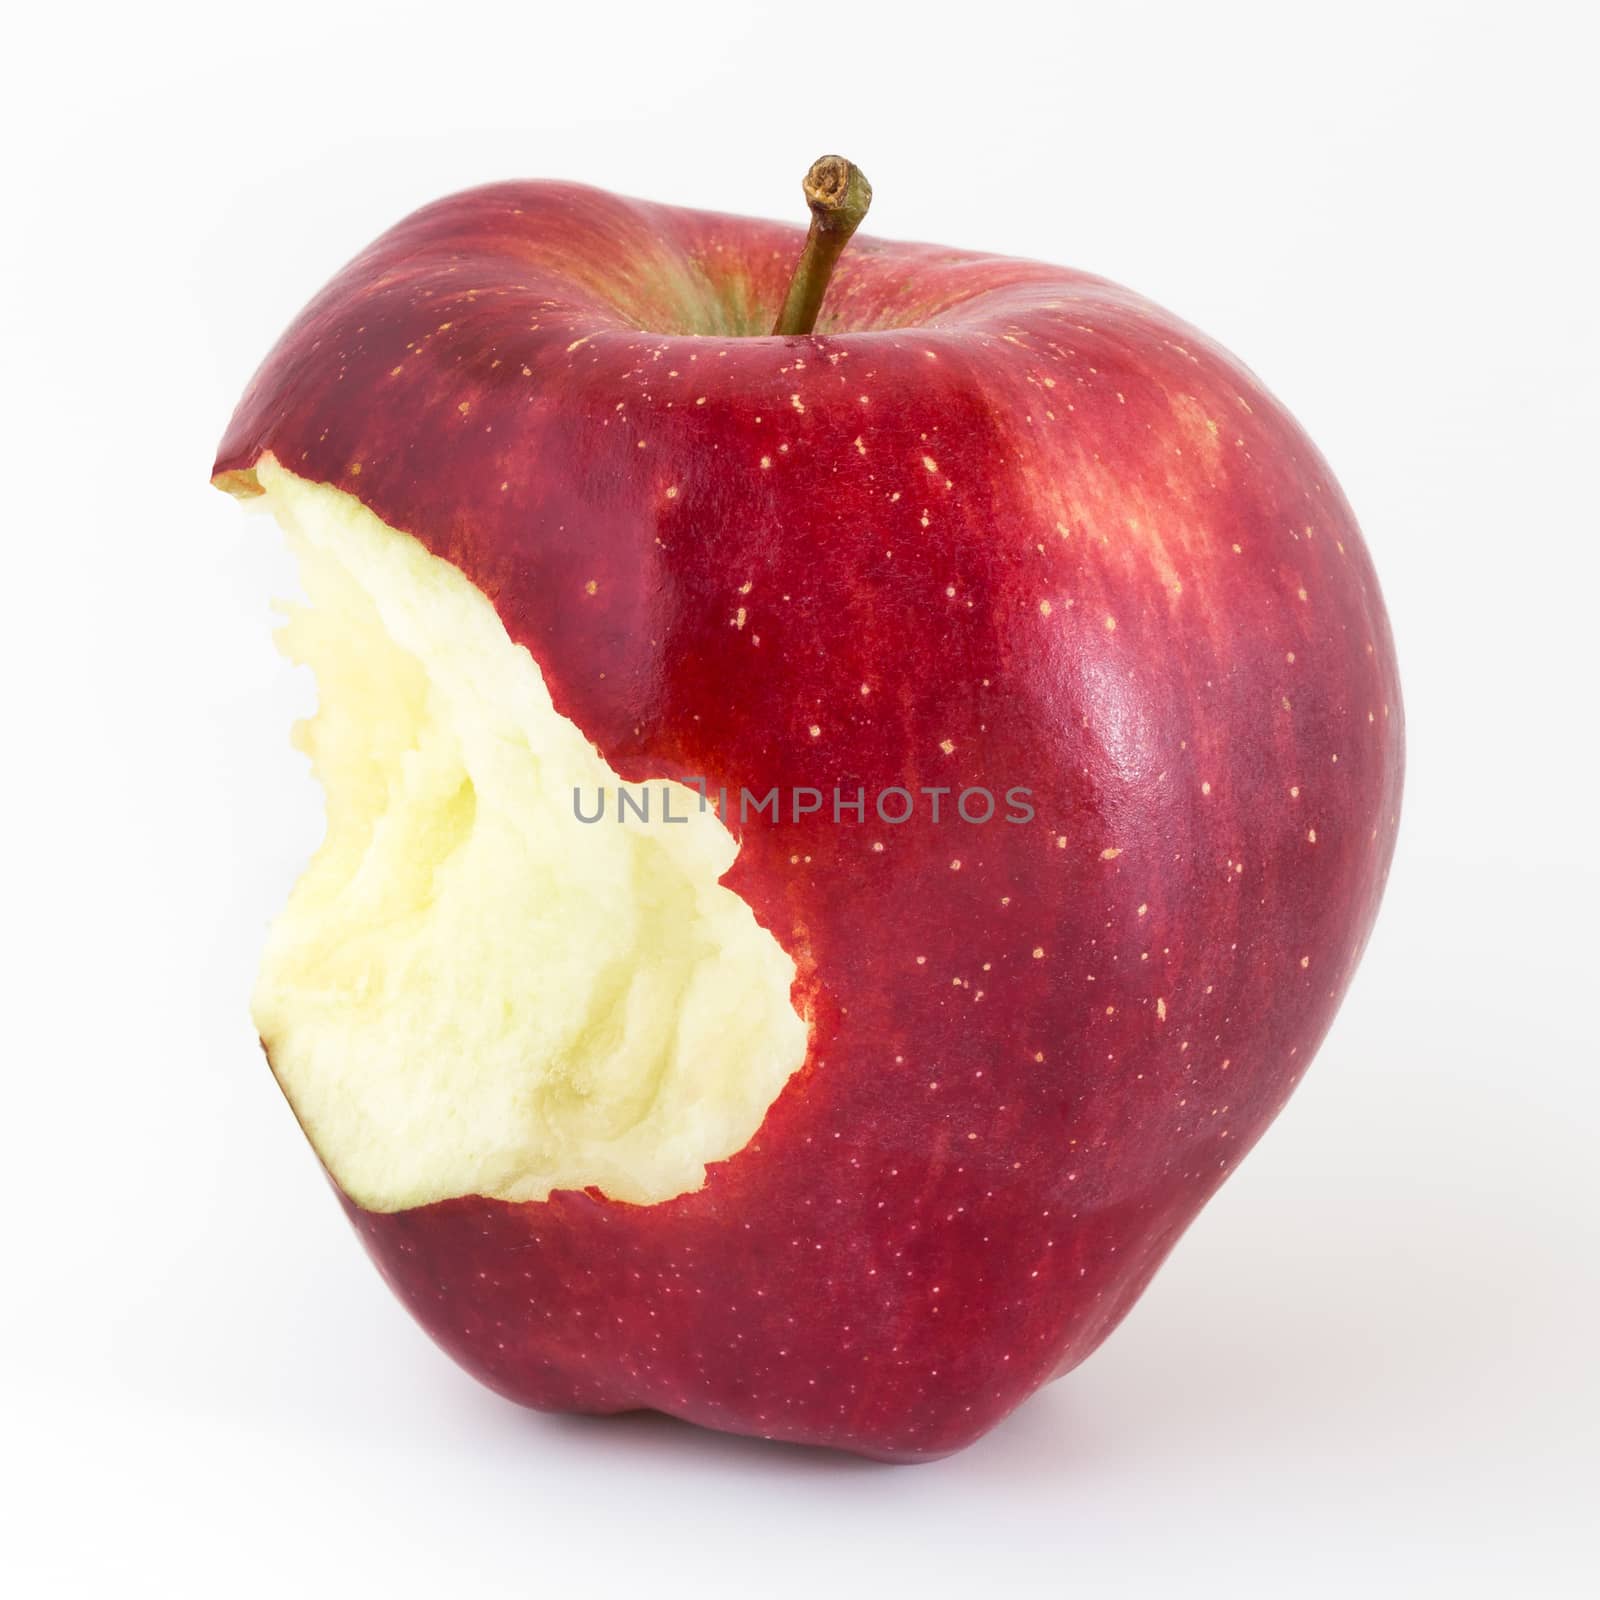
[{"xmin": 214, "ymin": 160, "xmax": 1402, "ymax": 1461}]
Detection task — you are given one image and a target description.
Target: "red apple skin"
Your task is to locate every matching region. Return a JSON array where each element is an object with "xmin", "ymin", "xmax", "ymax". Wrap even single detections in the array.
[{"xmin": 215, "ymin": 181, "xmax": 1402, "ymax": 1461}]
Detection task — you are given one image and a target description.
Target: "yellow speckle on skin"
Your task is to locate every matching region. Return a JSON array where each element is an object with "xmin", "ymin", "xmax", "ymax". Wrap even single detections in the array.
[
  {"xmin": 1137, "ymin": 903, "xmax": 1148, "ymax": 917},
  {"xmin": 1104, "ymin": 615, "xmax": 1117, "ymax": 631},
  {"xmin": 1156, "ymin": 998, "xmax": 1167, "ymax": 1021},
  {"xmin": 922, "ymin": 456, "xmax": 940, "ymax": 474},
  {"xmin": 733, "ymin": 607, "xmax": 747, "ymax": 630},
  {"xmin": 940, "ymin": 739, "xmax": 956, "ymax": 755},
  {"xmin": 566, "ymin": 336, "xmax": 591, "ymax": 354},
  {"xmin": 348, "ymin": 462, "xmax": 362, "ymax": 476},
  {"xmin": 457, "ymin": 401, "xmax": 471, "ymax": 415},
  {"xmin": 1100, "ymin": 847, "xmax": 1121, "ymax": 860},
  {"xmin": 1300, "ymin": 956, "xmax": 1310, "ymax": 968},
  {"xmin": 808, "ymin": 724, "xmax": 821, "ymax": 738},
  {"xmin": 760, "ymin": 455, "xmax": 772, "ymax": 469},
  {"xmin": 854, "ymin": 437, "xmax": 867, "ymax": 455},
  {"xmin": 1056, "ymin": 835, "xmax": 1067, "ymax": 849},
  {"xmin": 1290, "ymin": 785, "xmax": 1301, "ymax": 798},
  {"xmin": 1201, "ymin": 781, "xmax": 1212, "ymax": 796},
  {"xmin": 1039, "ymin": 599, "xmax": 1053, "ymax": 617},
  {"xmin": 872, "ymin": 841, "xmax": 884, "ymax": 852},
  {"xmin": 1032, "ymin": 947, "xmax": 1044, "ymax": 959},
  {"xmin": 584, "ymin": 580, "xmax": 598, "ymax": 596},
  {"xmin": 389, "ymin": 365, "xmax": 403, "ymax": 377},
  {"xmin": 791, "ymin": 394, "xmax": 805, "ymax": 413},
  {"xmin": 950, "ymin": 859, "xmax": 962, "ymax": 871},
  {"xmin": 1307, "ymin": 828, "xmax": 1317, "ymax": 843},
  {"xmin": 665, "ymin": 485, "xmax": 678, "ymax": 500},
  {"xmin": 1298, "ymin": 588, "xmax": 1309, "ymax": 602},
  {"xmin": 860, "ymin": 683, "xmax": 871, "ymax": 696}
]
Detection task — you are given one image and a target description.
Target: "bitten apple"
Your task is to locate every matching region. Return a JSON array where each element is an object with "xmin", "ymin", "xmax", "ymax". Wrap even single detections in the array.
[{"xmin": 214, "ymin": 158, "xmax": 1402, "ymax": 1461}]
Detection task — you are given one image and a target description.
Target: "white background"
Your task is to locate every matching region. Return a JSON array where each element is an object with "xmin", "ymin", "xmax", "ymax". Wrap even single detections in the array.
[{"xmin": 6, "ymin": 1, "xmax": 1596, "ymax": 1594}]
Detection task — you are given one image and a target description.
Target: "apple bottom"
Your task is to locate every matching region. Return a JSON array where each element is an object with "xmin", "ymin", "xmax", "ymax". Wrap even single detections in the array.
[{"xmin": 337, "ymin": 1173, "xmax": 1204, "ymax": 1462}]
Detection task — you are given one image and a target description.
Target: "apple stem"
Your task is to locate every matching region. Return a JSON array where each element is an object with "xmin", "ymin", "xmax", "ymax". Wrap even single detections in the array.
[{"xmin": 771, "ymin": 156, "xmax": 872, "ymax": 337}]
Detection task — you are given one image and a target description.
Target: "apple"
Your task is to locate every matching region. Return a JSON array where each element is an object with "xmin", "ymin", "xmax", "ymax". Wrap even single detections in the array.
[{"xmin": 214, "ymin": 158, "xmax": 1402, "ymax": 1461}]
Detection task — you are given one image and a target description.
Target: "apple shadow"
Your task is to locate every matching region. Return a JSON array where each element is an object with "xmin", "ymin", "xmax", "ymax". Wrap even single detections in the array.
[{"xmin": 532, "ymin": 1405, "xmax": 907, "ymax": 1475}]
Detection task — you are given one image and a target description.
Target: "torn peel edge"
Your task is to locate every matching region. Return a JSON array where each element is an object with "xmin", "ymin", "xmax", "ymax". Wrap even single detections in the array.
[{"xmin": 213, "ymin": 462, "xmax": 264, "ymax": 498}]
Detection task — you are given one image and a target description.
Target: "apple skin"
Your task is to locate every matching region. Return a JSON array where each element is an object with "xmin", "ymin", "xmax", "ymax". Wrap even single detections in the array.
[{"xmin": 215, "ymin": 181, "xmax": 1402, "ymax": 1461}]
